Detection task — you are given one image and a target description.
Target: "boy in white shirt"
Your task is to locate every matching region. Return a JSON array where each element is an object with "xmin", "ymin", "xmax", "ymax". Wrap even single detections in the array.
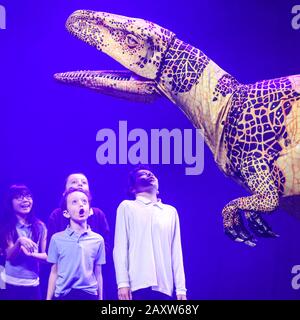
[{"xmin": 113, "ymin": 166, "xmax": 187, "ymax": 300}]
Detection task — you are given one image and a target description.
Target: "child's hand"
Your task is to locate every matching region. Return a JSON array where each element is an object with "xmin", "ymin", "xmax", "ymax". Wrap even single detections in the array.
[
  {"xmin": 118, "ymin": 287, "xmax": 132, "ymax": 300},
  {"xmin": 18, "ymin": 237, "xmax": 38, "ymax": 253},
  {"xmin": 20, "ymin": 245, "xmax": 34, "ymax": 256}
]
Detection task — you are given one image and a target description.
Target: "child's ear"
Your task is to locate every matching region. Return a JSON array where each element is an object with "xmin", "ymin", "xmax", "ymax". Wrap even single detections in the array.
[
  {"xmin": 89, "ymin": 208, "xmax": 93, "ymax": 217},
  {"xmin": 63, "ymin": 210, "xmax": 70, "ymax": 219}
]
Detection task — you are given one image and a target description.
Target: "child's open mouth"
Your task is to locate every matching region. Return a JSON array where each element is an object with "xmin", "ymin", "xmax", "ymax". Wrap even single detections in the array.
[{"xmin": 20, "ymin": 203, "xmax": 31, "ymax": 209}]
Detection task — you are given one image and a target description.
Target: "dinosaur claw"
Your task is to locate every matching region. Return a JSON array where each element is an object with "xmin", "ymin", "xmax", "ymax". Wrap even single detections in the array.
[
  {"xmin": 247, "ymin": 212, "xmax": 279, "ymax": 238},
  {"xmin": 265, "ymin": 231, "xmax": 280, "ymax": 238},
  {"xmin": 244, "ymin": 239, "xmax": 257, "ymax": 247},
  {"xmin": 224, "ymin": 225, "xmax": 257, "ymax": 247}
]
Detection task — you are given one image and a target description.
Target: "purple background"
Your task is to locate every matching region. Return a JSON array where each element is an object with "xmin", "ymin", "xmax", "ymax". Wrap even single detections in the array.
[{"xmin": 1, "ymin": 0, "xmax": 300, "ymax": 299}]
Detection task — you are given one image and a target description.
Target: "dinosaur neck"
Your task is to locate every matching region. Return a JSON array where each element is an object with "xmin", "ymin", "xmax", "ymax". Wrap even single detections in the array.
[{"xmin": 156, "ymin": 37, "xmax": 240, "ymax": 171}]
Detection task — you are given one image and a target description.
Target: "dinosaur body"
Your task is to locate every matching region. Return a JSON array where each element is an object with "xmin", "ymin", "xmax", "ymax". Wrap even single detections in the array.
[
  {"xmin": 226, "ymin": 76, "xmax": 300, "ymax": 196},
  {"xmin": 55, "ymin": 10, "xmax": 300, "ymax": 246}
]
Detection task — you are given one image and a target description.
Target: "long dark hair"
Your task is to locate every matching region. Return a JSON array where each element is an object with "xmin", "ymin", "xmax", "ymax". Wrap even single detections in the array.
[{"xmin": 0, "ymin": 184, "xmax": 43, "ymax": 251}]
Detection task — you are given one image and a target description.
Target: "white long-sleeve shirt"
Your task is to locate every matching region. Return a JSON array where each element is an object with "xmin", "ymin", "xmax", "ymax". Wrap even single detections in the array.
[{"xmin": 113, "ymin": 195, "xmax": 187, "ymax": 297}]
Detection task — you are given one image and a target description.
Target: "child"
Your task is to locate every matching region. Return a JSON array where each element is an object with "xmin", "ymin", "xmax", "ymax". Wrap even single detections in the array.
[
  {"xmin": 0, "ymin": 184, "xmax": 47, "ymax": 300},
  {"xmin": 47, "ymin": 173, "xmax": 109, "ymax": 254},
  {"xmin": 47, "ymin": 188, "xmax": 105, "ymax": 300},
  {"xmin": 113, "ymin": 166, "xmax": 187, "ymax": 300}
]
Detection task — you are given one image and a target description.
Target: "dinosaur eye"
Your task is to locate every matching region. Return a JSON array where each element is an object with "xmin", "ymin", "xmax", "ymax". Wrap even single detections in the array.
[{"xmin": 125, "ymin": 34, "xmax": 140, "ymax": 48}]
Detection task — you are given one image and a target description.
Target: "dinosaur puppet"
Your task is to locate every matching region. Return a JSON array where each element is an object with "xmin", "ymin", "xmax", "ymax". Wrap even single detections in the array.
[{"xmin": 54, "ymin": 10, "xmax": 300, "ymax": 246}]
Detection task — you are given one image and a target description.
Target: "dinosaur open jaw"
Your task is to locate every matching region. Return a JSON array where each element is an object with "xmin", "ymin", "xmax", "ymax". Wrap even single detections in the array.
[
  {"xmin": 54, "ymin": 10, "xmax": 174, "ymax": 101},
  {"xmin": 54, "ymin": 70, "xmax": 161, "ymax": 102}
]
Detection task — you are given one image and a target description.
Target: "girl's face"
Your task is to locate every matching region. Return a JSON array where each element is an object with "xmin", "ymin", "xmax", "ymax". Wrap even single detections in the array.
[{"xmin": 12, "ymin": 194, "xmax": 33, "ymax": 216}]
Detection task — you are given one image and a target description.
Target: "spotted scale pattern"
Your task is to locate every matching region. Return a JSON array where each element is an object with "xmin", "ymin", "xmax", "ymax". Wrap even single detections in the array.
[{"xmin": 159, "ymin": 38, "xmax": 210, "ymax": 94}]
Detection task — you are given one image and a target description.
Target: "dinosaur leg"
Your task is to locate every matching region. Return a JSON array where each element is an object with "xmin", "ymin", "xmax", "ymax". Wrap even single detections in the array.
[
  {"xmin": 245, "ymin": 211, "xmax": 279, "ymax": 238},
  {"xmin": 222, "ymin": 159, "xmax": 279, "ymax": 246},
  {"xmin": 224, "ymin": 209, "xmax": 257, "ymax": 247}
]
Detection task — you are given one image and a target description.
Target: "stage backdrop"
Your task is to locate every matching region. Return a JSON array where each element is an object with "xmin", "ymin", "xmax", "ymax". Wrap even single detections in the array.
[{"xmin": 1, "ymin": 0, "xmax": 300, "ymax": 299}]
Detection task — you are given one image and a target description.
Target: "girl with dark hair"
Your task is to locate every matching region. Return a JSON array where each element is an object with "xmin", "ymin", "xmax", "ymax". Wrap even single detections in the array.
[{"xmin": 0, "ymin": 184, "xmax": 47, "ymax": 300}]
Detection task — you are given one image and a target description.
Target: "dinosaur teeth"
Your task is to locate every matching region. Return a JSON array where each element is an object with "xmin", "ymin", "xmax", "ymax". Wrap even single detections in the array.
[{"xmin": 54, "ymin": 70, "xmax": 151, "ymax": 84}]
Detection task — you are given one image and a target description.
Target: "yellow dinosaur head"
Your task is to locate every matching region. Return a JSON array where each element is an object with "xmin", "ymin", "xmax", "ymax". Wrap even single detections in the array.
[{"xmin": 54, "ymin": 10, "xmax": 176, "ymax": 101}]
